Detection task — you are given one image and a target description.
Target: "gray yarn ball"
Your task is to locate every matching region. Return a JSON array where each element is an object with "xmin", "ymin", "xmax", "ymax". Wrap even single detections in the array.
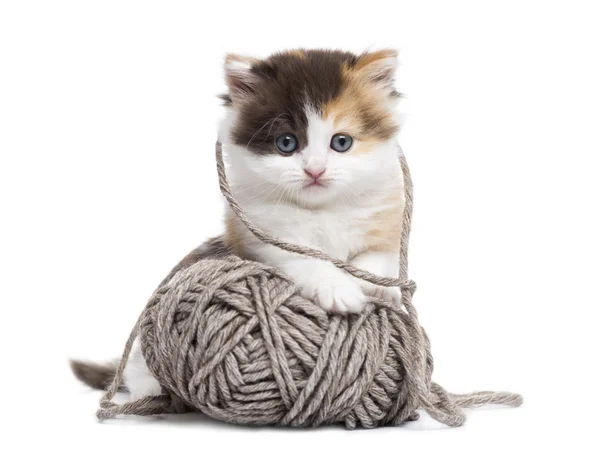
[{"xmin": 137, "ymin": 256, "xmax": 430, "ymax": 429}]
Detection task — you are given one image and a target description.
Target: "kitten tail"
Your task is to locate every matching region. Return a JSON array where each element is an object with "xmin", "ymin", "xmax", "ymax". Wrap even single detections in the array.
[{"xmin": 70, "ymin": 359, "xmax": 121, "ymax": 391}]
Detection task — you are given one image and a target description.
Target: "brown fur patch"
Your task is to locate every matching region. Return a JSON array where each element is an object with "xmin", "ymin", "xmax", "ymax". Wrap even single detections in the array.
[
  {"xmin": 323, "ymin": 53, "xmax": 399, "ymax": 143},
  {"xmin": 289, "ymin": 49, "xmax": 307, "ymax": 59},
  {"xmin": 226, "ymin": 50, "xmax": 356, "ymax": 155},
  {"xmin": 224, "ymin": 213, "xmax": 247, "ymax": 258},
  {"xmin": 364, "ymin": 186, "xmax": 404, "ymax": 252},
  {"xmin": 354, "ymin": 49, "xmax": 398, "ymax": 71}
]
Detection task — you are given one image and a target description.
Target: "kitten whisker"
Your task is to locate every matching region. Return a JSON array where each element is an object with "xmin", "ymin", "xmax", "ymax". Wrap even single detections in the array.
[
  {"xmin": 246, "ymin": 114, "xmax": 283, "ymax": 148},
  {"xmin": 241, "ymin": 181, "xmax": 280, "ymax": 203},
  {"xmin": 231, "ymin": 179, "xmax": 272, "ymax": 196},
  {"xmin": 341, "ymin": 180, "xmax": 378, "ymax": 206},
  {"xmin": 261, "ymin": 113, "xmax": 285, "ymax": 143}
]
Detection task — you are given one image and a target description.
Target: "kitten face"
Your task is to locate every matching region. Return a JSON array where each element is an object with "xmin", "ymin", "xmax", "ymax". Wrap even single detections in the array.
[{"xmin": 221, "ymin": 49, "xmax": 401, "ymax": 207}]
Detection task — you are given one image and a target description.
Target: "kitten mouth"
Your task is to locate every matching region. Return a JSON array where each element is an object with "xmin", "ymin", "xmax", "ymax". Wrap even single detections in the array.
[{"xmin": 304, "ymin": 180, "xmax": 327, "ymax": 189}]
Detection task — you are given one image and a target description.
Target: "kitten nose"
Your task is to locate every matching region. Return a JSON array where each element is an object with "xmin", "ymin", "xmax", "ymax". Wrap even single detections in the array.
[{"xmin": 304, "ymin": 168, "xmax": 326, "ymax": 180}]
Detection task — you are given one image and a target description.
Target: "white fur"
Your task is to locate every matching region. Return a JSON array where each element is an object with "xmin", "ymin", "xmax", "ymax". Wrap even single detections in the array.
[{"xmin": 123, "ymin": 339, "xmax": 162, "ymax": 401}]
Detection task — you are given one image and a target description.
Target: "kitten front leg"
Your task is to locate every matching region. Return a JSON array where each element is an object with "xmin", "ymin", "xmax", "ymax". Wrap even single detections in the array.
[
  {"xmin": 249, "ymin": 242, "xmax": 365, "ymax": 314},
  {"xmin": 281, "ymin": 258, "xmax": 367, "ymax": 313},
  {"xmin": 350, "ymin": 250, "xmax": 401, "ymax": 305},
  {"xmin": 230, "ymin": 217, "xmax": 367, "ymax": 313}
]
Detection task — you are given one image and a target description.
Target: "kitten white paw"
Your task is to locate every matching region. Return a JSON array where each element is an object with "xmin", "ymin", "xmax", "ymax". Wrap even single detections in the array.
[
  {"xmin": 300, "ymin": 270, "xmax": 367, "ymax": 314},
  {"xmin": 359, "ymin": 283, "xmax": 402, "ymax": 305}
]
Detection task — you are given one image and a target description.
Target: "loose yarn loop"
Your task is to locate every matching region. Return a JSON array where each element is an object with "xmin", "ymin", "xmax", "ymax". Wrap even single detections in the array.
[{"xmin": 96, "ymin": 141, "xmax": 522, "ymax": 428}]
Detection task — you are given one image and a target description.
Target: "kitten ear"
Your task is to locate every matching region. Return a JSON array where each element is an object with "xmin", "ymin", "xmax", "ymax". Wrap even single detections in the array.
[
  {"xmin": 354, "ymin": 49, "xmax": 399, "ymax": 96},
  {"xmin": 224, "ymin": 54, "xmax": 260, "ymax": 106}
]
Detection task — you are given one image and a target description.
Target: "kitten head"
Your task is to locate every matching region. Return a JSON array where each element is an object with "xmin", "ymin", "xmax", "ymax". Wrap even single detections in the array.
[{"xmin": 220, "ymin": 49, "xmax": 401, "ymax": 208}]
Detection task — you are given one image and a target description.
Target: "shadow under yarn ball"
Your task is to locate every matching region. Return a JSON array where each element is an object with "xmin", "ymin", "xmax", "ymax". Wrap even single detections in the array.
[{"xmin": 139, "ymin": 256, "xmax": 429, "ymax": 429}]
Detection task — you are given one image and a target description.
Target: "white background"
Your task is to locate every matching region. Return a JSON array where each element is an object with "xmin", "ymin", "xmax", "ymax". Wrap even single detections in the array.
[{"xmin": 1, "ymin": 1, "xmax": 599, "ymax": 450}]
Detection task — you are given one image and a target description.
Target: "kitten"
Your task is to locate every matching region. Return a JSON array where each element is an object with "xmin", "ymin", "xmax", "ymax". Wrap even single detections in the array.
[
  {"xmin": 71, "ymin": 49, "xmax": 405, "ymax": 400},
  {"xmin": 222, "ymin": 49, "xmax": 404, "ymax": 312}
]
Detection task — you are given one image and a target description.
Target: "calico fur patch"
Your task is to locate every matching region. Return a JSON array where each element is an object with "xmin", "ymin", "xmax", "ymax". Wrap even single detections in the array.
[{"xmin": 225, "ymin": 49, "xmax": 399, "ymax": 155}]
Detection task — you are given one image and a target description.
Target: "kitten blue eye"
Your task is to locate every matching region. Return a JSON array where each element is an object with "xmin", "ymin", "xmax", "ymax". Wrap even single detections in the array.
[
  {"xmin": 275, "ymin": 134, "xmax": 298, "ymax": 154},
  {"xmin": 330, "ymin": 134, "xmax": 353, "ymax": 152}
]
